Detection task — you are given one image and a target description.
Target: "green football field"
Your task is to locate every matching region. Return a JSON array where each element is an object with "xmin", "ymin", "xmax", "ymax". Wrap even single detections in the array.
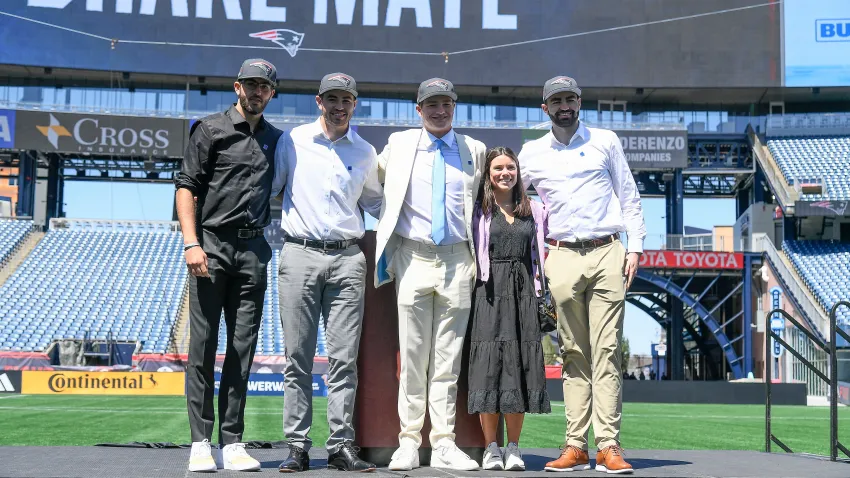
[{"xmin": 1, "ymin": 395, "xmax": 848, "ymax": 457}]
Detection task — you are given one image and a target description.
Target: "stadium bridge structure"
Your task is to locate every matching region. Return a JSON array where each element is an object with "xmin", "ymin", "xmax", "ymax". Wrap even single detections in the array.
[
  {"xmin": 627, "ymin": 260, "xmax": 759, "ymax": 381},
  {"xmin": 0, "ymin": 111, "xmax": 782, "ymax": 380}
]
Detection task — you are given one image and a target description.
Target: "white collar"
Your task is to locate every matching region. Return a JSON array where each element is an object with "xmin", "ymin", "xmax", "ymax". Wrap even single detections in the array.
[
  {"xmin": 424, "ymin": 128, "xmax": 456, "ymax": 149},
  {"xmin": 311, "ymin": 118, "xmax": 354, "ymax": 143}
]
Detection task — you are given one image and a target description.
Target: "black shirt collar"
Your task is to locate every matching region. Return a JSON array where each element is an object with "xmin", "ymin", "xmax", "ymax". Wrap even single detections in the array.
[{"xmin": 226, "ymin": 103, "xmax": 267, "ymax": 132}]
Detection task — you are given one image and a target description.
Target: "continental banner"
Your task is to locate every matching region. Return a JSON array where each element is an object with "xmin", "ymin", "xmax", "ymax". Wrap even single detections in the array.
[{"xmin": 22, "ymin": 371, "xmax": 185, "ymax": 396}]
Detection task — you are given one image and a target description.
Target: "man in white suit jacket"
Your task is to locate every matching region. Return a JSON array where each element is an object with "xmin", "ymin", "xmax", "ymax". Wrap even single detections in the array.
[{"xmin": 373, "ymin": 78, "xmax": 486, "ymax": 472}]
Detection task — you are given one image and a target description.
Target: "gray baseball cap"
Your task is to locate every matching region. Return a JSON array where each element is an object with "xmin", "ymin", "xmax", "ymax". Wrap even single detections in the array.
[
  {"xmin": 319, "ymin": 72, "xmax": 358, "ymax": 97},
  {"xmin": 237, "ymin": 58, "xmax": 277, "ymax": 84},
  {"xmin": 543, "ymin": 76, "xmax": 582, "ymax": 102},
  {"xmin": 417, "ymin": 78, "xmax": 457, "ymax": 103}
]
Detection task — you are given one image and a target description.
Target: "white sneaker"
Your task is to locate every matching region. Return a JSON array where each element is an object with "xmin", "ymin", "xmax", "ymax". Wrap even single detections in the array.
[
  {"xmin": 189, "ymin": 439, "xmax": 217, "ymax": 473},
  {"xmin": 504, "ymin": 442, "xmax": 526, "ymax": 471},
  {"xmin": 221, "ymin": 443, "xmax": 261, "ymax": 471},
  {"xmin": 388, "ymin": 446, "xmax": 420, "ymax": 471},
  {"xmin": 430, "ymin": 438, "xmax": 479, "ymax": 471},
  {"xmin": 482, "ymin": 442, "xmax": 504, "ymax": 471}
]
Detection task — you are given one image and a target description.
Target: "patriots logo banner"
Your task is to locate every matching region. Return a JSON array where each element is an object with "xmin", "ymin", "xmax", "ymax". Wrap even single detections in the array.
[
  {"xmin": 811, "ymin": 201, "xmax": 849, "ymax": 216},
  {"xmin": 249, "ymin": 29, "xmax": 306, "ymax": 58}
]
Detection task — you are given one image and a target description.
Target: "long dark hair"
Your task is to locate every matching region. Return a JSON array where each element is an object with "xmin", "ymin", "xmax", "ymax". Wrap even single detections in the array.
[{"xmin": 479, "ymin": 146, "xmax": 532, "ymax": 218}]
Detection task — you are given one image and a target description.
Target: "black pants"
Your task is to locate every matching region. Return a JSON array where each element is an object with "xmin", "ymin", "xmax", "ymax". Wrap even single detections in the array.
[{"xmin": 186, "ymin": 228, "xmax": 272, "ymax": 445}]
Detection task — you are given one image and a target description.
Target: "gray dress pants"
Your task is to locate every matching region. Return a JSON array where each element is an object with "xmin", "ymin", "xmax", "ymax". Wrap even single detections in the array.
[{"xmin": 278, "ymin": 242, "xmax": 367, "ymax": 453}]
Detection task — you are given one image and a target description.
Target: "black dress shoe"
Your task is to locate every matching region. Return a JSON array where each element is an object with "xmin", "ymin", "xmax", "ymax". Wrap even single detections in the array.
[
  {"xmin": 278, "ymin": 445, "xmax": 310, "ymax": 473},
  {"xmin": 327, "ymin": 442, "xmax": 376, "ymax": 472}
]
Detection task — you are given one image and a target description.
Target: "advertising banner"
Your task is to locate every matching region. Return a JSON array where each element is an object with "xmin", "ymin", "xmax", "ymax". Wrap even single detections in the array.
[
  {"xmin": 0, "ymin": 370, "xmax": 22, "ymax": 394},
  {"xmin": 784, "ymin": 0, "xmax": 850, "ymax": 86},
  {"xmin": 214, "ymin": 372, "xmax": 328, "ymax": 397},
  {"xmin": 21, "ymin": 371, "xmax": 186, "ymax": 395},
  {"xmin": 638, "ymin": 250, "xmax": 745, "ymax": 270},
  {"xmin": 794, "ymin": 200, "xmax": 850, "ymax": 217},
  {"xmin": 12, "ymin": 110, "xmax": 187, "ymax": 157},
  {"xmin": 0, "ymin": 0, "xmax": 779, "ymax": 88},
  {"xmin": 0, "ymin": 110, "xmax": 15, "ymax": 149}
]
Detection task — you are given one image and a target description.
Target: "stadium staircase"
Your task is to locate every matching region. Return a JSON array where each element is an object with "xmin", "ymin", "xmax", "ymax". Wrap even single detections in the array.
[
  {"xmin": 0, "ymin": 228, "xmax": 45, "ymax": 288},
  {"xmin": 754, "ymin": 234, "xmax": 829, "ymax": 339},
  {"xmin": 749, "ymin": 128, "xmax": 799, "ymax": 214},
  {"xmin": 172, "ymin": 284, "xmax": 190, "ymax": 355}
]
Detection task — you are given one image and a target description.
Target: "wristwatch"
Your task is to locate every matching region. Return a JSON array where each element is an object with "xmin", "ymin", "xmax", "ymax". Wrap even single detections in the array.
[{"xmin": 183, "ymin": 242, "xmax": 200, "ymax": 251}]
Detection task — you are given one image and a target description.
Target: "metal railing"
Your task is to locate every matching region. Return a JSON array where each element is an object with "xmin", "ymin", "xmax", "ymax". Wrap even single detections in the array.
[
  {"xmin": 49, "ymin": 218, "xmax": 180, "ymax": 233},
  {"xmin": 765, "ymin": 302, "xmax": 850, "ymax": 461},
  {"xmin": 752, "ymin": 233, "xmax": 829, "ymax": 336},
  {"xmin": 767, "ymin": 113, "xmax": 850, "ymax": 137}
]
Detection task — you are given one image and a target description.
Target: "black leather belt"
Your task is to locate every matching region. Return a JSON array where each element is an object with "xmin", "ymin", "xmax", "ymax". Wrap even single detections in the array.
[
  {"xmin": 236, "ymin": 228, "xmax": 265, "ymax": 239},
  {"xmin": 285, "ymin": 235, "xmax": 357, "ymax": 251},
  {"xmin": 207, "ymin": 227, "xmax": 265, "ymax": 239},
  {"xmin": 546, "ymin": 233, "xmax": 619, "ymax": 250}
]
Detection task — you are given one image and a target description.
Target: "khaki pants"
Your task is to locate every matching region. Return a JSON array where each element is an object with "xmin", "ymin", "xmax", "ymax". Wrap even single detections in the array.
[
  {"xmin": 545, "ymin": 240, "xmax": 626, "ymax": 450},
  {"xmin": 391, "ymin": 237, "xmax": 475, "ymax": 448}
]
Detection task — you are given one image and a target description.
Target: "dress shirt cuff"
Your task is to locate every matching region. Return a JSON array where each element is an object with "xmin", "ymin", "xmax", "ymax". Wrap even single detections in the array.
[{"xmin": 626, "ymin": 237, "xmax": 644, "ymax": 255}]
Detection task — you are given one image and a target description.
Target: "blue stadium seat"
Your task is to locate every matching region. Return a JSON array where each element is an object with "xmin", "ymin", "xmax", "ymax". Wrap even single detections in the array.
[
  {"xmin": 0, "ymin": 227, "xmax": 187, "ymax": 353},
  {"xmin": 0, "ymin": 219, "xmax": 34, "ymax": 265},
  {"xmin": 783, "ymin": 240, "xmax": 850, "ymax": 341},
  {"xmin": 767, "ymin": 136, "xmax": 850, "ymax": 200}
]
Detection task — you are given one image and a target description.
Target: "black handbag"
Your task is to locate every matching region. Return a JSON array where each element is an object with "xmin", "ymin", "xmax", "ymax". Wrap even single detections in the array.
[
  {"xmin": 537, "ymin": 273, "xmax": 557, "ymax": 333},
  {"xmin": 533, "ymin": 221, "xmax": 557, "ymax": 333}
]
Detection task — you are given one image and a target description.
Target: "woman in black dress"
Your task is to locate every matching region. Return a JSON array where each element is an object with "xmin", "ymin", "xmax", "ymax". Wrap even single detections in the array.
[{"xmin": 468, "ymin": 146, "xmax": 551, "ymax": 471}]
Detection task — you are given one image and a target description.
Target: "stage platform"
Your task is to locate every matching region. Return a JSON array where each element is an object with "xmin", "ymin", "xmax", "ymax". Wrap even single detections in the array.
[{"xmin": 0, "ymin": 447, "xmax": 848, "ymax": 477}]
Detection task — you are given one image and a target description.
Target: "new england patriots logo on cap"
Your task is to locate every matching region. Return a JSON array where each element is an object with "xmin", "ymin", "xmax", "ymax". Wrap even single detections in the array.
[
  {"xmin": 248, "ymin": 60, "xmax": 274, "ymax": 77},
  {"xmin": 249, "ymin": 29, "xmax": 305, "ymax": 58},
  {"xmin": 327, "ymin": 74, "xmax": 352, "ymax": 87},
  {"xmin": 551, "ymin": 77, "xmax": 575, "ymax": 86},
  {"xmin": 427, "ymin": 80, "xmax": 451, "ymax": 91}
]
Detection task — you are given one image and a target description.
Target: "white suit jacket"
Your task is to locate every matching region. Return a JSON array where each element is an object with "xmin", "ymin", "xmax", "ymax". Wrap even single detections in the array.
[{"xmin": 374, "ymin": 128, "xmax": 486, "ymax": 287}]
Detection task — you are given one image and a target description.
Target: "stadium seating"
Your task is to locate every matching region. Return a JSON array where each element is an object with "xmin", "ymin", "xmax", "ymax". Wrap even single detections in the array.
[
  {"xmin": 0, "ymin": 226, "xmax": 186, "ymax": 353},
  {"xmin": 215, "ymin": 248, "xmax": 328, "ymax": 356},
  {"xmin": 0, "ymin": 219, "xmax": 329, "ymax": 357},
  {"xmin": 783, "ymin": 240, "xmax": 850, "ymax": 327},
  {"xmin": 767, "ymin": 136, "xmax": 850, "ymax": 200},
  {"xmin": 0, "ymin": 218, "xmax": 34, "ymax": 265}
]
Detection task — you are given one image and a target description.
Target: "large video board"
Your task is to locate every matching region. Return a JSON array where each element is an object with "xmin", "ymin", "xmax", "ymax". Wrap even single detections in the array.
[
  {"xmin": 0, "ymin": 0, "xmax": 779, "ymax": 88},
  {"xmin": 784, "ymin": 0, "xmax": 850, "ymax": 87}
]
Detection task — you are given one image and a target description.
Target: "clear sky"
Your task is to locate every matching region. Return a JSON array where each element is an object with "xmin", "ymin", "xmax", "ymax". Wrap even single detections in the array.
[{"xmin": 62, "ymin": 181, "xmax": 736, "ymax": 357}]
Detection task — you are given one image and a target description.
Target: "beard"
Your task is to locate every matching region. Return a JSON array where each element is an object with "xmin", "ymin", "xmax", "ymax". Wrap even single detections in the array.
[
  {"xmin": 548, "ymin": 108, "xmax": 578, "ymax": 128},
  {"xmin": 239, "ymin": 94, "xmax": 268, "ymax": 116}
]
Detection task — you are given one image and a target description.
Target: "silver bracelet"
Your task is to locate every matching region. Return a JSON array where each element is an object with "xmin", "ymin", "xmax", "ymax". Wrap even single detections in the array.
[{"xmin": 183, "ymin": 242, "xmax": 200, "ymax": 251}]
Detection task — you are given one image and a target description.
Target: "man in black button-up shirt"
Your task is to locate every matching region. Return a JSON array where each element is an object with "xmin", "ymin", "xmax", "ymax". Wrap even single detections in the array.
[{"xmin": 175, "ymin": 58, "xmax": 283, "ymax": 473}]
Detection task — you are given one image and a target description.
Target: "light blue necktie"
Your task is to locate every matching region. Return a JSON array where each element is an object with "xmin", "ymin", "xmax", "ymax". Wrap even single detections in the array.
[{"xmin": 431, "ymin": 138, "xmax": 446, "ymax": 245}]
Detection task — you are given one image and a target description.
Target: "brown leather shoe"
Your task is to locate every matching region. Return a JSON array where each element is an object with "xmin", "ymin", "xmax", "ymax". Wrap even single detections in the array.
[
  {"xmin": 595, "ymin": 445, "xmax": 633, "ymax": 474},
  {"xmin": 543, "ymin": 445, "xmax": 590, "ymax": 472}
]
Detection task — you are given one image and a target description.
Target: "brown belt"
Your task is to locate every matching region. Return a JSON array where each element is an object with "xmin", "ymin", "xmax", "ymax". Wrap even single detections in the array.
[{"xmin": 545, "ymin": 233, "xmax": 619, "ymax": 250}]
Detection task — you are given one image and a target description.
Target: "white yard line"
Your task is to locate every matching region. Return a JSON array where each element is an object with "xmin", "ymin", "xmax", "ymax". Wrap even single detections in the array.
[
  {"xmin": 0, "ymin": 395, "xmax": 24, "ymax": 400},
  {"xmin": 0, "ymin": 404, "xmax": 837, "ymax": 420}
]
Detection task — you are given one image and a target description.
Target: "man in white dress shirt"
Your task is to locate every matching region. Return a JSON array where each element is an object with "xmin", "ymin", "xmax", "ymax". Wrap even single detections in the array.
[
  {"xmin": 272, "ymin": 73, "xmax": 381, "ymax": 473},
  {"xmin": 373, "ymin": 78, "xmax": 485, "ymax": 472},
  {"xmin": 519, "ymin": 76, "xmax": 645, "ymax": 475}
]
